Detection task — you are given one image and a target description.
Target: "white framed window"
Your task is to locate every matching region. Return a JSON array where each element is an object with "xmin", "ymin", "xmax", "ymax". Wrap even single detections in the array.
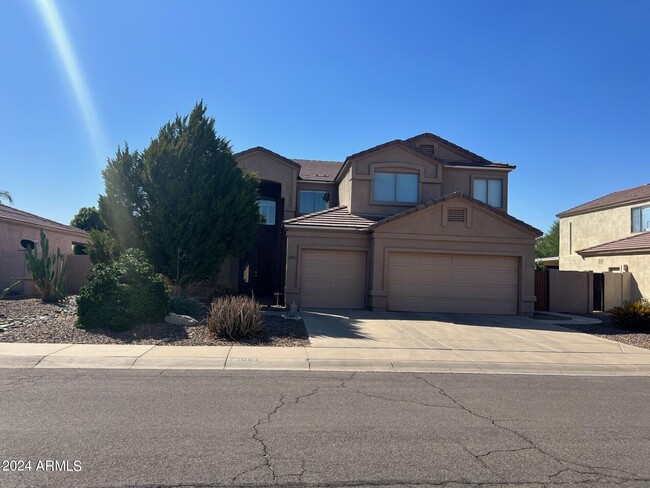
[
  {"xmin": 373, "ymin": 172, "xmax": 418, "ymax": 203},
  {"xmin": 257, "ymin": 199, "xmax": 276, "ymax": 225},
  {"xmin": 299, "ymin": 190, "xmax": 329, "ymax": 213},
  {"xmin": 631, "ymin": 205, "xmax": 650, "ymax": 232},
  {"xmin": 473, "ymin": 178, "xmax": 503, "ymax": 208}
]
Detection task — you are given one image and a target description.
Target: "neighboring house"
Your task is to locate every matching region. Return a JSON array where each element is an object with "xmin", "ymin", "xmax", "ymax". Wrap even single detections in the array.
[
  {"xmin": 0, "ymin": 204, "xmax": 90, "ymax": 295},
  {"xmin": 223, "ymin": 133, "xmax": 541, "ymax": 315},
  {"xmin": 557, "ymin": 183, "xmax": 650, "ymax": 301}
]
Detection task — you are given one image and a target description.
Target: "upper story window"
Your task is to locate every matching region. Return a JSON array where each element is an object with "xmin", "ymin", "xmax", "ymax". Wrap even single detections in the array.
[
  {"xmin": 257, "ymin": 199, "xmax": 276, "ymax": 225},
  {"xmin": 631, "ymin": 205, "xmax": 650, "ymax": 232},
  {"xmin": 373, "ymin": 172, "xmax": 418, "ymax": 203},
  {"xmin": 300, "ymin": 190, "xmax": 329, "ymax": 214},
  {"xmin": 473, "ymin": 178, "xmax": 502, "ymax": 208}
]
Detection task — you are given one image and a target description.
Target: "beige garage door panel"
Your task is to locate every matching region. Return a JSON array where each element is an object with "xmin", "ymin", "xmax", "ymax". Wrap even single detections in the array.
[
  {"xmin": 388, "ymin": 253, "xmax": 518, "ymax": 314},
  {"xmin": 300, "ymin": 250, "xmax": 366, "ymax": 309}
]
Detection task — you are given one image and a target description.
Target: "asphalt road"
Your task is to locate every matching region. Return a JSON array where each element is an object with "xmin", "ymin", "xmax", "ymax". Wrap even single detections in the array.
[{"xmin": 0, "ymin": 369, "xmax": 649, "ymax": 488}]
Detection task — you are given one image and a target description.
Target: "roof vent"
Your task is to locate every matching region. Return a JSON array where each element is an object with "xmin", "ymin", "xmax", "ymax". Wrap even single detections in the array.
[
  {"xmin": 419, "ymin": 144, "xmax": 435, "ymax": 157},
  {"xmin": 447, "ymin": 208, "xmax": 466, "ymax": 223}
]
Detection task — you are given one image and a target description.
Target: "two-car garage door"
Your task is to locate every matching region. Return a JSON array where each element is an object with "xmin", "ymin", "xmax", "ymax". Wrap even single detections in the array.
[{"xmin": 387, "ymin": 253, "xmax": 519, "ymax": 314}]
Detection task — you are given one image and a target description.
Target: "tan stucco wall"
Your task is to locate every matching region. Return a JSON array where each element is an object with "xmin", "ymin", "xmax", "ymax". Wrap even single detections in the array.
[
  {"xmin": 548, "ymin": 270, "xmax": 593, "ymax": 314},
  {"xmin": 440, "ymin": 168, "xmax": 509, "ymax": 212},
  {"xmin": 0, "ymin": 220, "xmax": 88, "ymax": 254},
  {"xmin": 338, "ymin": 169, "xmax": 352, "ymax": 209},
  {"xmin": 369, "ymin": 199, "xmax": 537, "ymax": 313},
  {"xmin": 407, "ymin": 134, "xmax": 474, "ymax": 163},
  {"xmin": 343, "ymin": 145, "xmax": 442, "ymax": 216},
  {"xmin": 559, "ymin": 201, "xmax": 649, "ymax": 260},
  {"xmin": 236, "ymin": 151, "xmax": 299, "ymax": 220},
  {"xmin": 0, "ymin": 220, "xmax": 89, "ymax": 296},
  {"xmin": 284, "ymin": 228, "xmax": 371, "ymax": 307},
  {"xmin": 558, "ymin": 200, "xmax": 650, "ymax": 301}
]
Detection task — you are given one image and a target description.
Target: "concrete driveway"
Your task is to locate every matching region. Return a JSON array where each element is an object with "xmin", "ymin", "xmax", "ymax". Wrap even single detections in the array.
[{"xmin": 301, "ymin": 309, "xmax": 650, "ymax": 375}]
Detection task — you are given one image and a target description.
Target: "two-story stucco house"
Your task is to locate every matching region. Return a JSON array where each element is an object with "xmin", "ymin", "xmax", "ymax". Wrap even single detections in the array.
[
  {"xmin": 557, "ymin": 183, "xmax": 650, "ymax": 301},
  {"xmin": 224, "ymin": 133, "xmax": 541, "ymax": 314}
]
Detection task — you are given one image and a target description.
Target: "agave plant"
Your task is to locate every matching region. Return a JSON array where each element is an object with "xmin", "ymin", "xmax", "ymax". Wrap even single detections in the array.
[{"xmin": 25, "ymin": 228, "xmax": 68, "ymax": 303}]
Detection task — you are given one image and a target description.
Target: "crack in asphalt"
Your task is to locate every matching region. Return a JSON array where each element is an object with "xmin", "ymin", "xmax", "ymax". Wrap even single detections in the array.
[{"xmin": 414, "ymin": 374, "xmax": 646, "ymax": 485}]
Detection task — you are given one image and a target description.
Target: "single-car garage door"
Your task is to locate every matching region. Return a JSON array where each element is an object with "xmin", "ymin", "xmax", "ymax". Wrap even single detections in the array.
[
  {"xmin": 387, "ymin": 253, "xmax": 518, "ymax": 314},
  {"xmin": 300, "ymin": 249, "xmax": 366, "ymax": 309}
]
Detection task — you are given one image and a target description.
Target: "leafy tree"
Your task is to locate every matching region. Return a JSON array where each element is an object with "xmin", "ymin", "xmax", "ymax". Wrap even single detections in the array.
[
  {"xmin": 100, "ymin": 101, "xmax": 260, "ymax": 280},
  {"xmin": 70, "ymin": 206, "xmax": 106, "ymax": 232},
  {"xmin": 0, "ymin": 190, "xmax": 13, "ymax": 205},
  {"xmin": 535, "ymin": 220, "xmax": 560, "ymax": 258}
]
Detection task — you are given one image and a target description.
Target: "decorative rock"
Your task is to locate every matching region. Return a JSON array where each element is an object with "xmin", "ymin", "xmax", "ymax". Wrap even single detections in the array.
[{"xmin": 164, "ymin": 313, "xmax": 198, "ymax": 326}]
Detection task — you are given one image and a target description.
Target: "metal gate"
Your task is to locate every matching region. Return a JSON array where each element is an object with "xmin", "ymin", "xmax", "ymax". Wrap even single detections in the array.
[
  {"xmin": 534, "ymin": 269, "xmax": 549, "ymax": 311},
  {"xmin": 593, "ymin": 273, "xmax": 605, "ymax": 312}
]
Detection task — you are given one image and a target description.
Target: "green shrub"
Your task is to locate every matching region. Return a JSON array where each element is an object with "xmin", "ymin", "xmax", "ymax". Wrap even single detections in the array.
[
  {"xmin": 77, "ymin": 249, "xmax": 169, "ymax": 331},
  {"xmin": 206, "ymin": 295, "xmax": 262, "ymax": 339},
  {"xmin": 88, "ymin": 229, "xmax": 118, "ymax": 265},
  {"xmin": 169, "ymin": 295, "xmax": 206, "ymax": 319},
  {"xmin": 608, "ymin": 300, "xmax": 650, "ymax": 331}
]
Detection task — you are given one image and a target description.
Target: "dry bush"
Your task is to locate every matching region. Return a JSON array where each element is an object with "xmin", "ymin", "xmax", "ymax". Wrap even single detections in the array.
[{"xmin": 206, "ymin": 295, "xmax": 262, "ymax": 339}]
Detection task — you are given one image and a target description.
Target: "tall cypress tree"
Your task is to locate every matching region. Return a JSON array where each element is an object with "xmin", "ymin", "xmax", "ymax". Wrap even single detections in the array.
[{"xmin": 100, "ymin": 102, "xmax": 260, "ymax": 280}]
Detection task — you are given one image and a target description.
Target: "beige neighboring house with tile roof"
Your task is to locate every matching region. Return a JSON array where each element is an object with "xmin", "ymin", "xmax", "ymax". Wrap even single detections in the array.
[
  {"xmin": 557, "ymin": 183, "xmax": 650, "ymax": 301},
  {"xmin": 226, "ymin": 133, "xmax": 541, "ymax": 314},
  {"xmin": 0, "ymin": 204, "xmax": 90, "ymax": 296}
]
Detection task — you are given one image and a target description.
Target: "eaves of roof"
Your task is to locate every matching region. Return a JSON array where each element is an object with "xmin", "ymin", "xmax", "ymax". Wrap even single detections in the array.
[
  {"xmin": 0, "ymin": 204, "xmax": 90, "ymax": 239},
  {"xmin": 369, "ymin": 192, "xmax": 542, "ymax": 237},
  {"xmin": 557, "ymin": 183, "xmax": 650, "ymax": 218},
  {"xmin": 577, "ymin": 232, "xmax": 650, "ymax": 256},
  {"xmin": 234, "ymin": 146, "xmax": 302, "ymax": 170}
]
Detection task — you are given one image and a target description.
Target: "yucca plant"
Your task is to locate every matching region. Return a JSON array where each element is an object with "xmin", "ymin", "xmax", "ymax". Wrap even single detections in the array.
[
  {"xmin": 608, "ymin": 300, "xmax": 650, "ymax": 331},
  {"xmin": 25, "ymin": 228, "xmax": 68, "ymax": 303},
  {"xmin": 206, "ymin": 295, "xmax": 262, "ymax": 339}
]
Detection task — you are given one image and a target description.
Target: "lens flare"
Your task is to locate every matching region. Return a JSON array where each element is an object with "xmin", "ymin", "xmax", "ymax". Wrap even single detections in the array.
[{"xmin": 34, "ymin": 0, "xmax": 107, "ymax": 164}]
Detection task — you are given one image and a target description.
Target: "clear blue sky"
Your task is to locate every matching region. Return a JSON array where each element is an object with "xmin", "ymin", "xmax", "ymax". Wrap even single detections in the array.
[{"xmin": 1, "ymin": 0, "xmax": 649, "ymax": 234}]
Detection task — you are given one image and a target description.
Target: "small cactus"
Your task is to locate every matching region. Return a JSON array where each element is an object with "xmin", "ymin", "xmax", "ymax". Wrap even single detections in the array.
[{"xmin": 25, "ymin": 228, "xmax": 68, "ymax": 303}]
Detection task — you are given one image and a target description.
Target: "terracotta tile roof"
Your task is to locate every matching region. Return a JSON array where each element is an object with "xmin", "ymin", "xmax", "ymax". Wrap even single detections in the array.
[
  {"xmin": 557, "ymin": 183, "xmax": 650, "ymax": 218},
  {"xmin": 283, "ymin": 206, "xmax": 383, "ymax": 230},
  {"xmin": 292, "ymin": 159, "xmax": 343, "ymax": 182},
  {"xmin": 345, "ymin": 139, "xmax": 444, "ymax": 165},
  {"xmin": 234, "ymin": 146, "xmax": 302, "ymax": 169},
  {"xmin": 577, "ymin": 232, "xmax": 650, "ymax": 256},
  {"xmin": 369, "ymin": 192, "xmax": 542, "ymax": 236},
  {"xmin": 283, "ymin": 194, "xmax": 541, "ymax": 236},
  {"xmin": 0, "ymin": 204, "xmax": 89, "ymax": 238},
  {"xmin": 404, "ymin": 132, "xmax": 511, "ymax": 167}
]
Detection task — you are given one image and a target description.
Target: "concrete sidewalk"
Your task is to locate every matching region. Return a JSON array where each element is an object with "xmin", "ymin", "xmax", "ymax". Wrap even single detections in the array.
[{"xmin": 1, "ymin": 310, "xmax": 649, "ymax": 375}]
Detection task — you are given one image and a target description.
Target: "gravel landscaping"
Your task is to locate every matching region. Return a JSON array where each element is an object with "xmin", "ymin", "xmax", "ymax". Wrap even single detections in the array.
[
  {"xmin": 0, "ymin": 297, "xmax": 309, "ymax": 347},
  {"xmin": 558, "ymin": 312, "xmax": 650, "ymax": 351}
]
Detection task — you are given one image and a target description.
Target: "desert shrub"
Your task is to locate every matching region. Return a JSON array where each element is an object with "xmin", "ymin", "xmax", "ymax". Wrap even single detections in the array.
[
  {"xmin": 608, "ymin": 300, "xmax": 650, "ymax": 331},
  {"xmin": 206, "ymin": 295, "xmax": 262, "ymax": 339},
  {"xmin": 88, "ymin": 229, "xmax": 119, "ymax": 265},
  {"xmin": 77, "ymin": 249, "xmax": 169, "ymax": 331},
  {"xmin": 25, "ymin": 229, "xmax": 67, "ymax": 303},
  {"xmin": 169, "ymin": 295, "xmax": 206, "ymax": 319}
]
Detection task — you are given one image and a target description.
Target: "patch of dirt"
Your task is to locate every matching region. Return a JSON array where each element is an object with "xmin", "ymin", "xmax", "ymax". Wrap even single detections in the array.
[
  {"xmin": 0, "ymin": 297, "xmax": 309, "ymax": 347},
  {"xmin": 559, "ymin": 312, "xmax": 650, "ymax": 351}
]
